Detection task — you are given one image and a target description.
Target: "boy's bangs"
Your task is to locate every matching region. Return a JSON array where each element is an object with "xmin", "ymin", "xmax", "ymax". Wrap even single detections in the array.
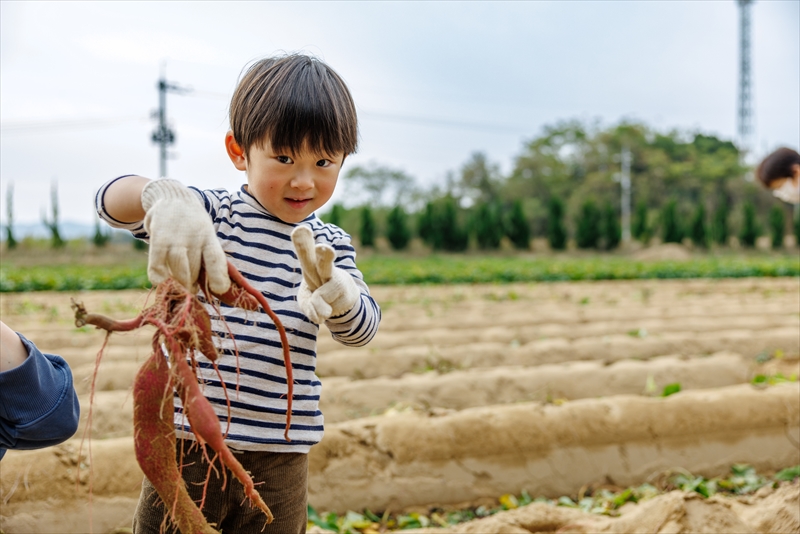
[
  {"xmin": 238, "ymin": 56, "xmax": 358, "ymax": 158},
  {"xmin": 266, "ymin": 94, "xmax": 356, "ymax": 158}
]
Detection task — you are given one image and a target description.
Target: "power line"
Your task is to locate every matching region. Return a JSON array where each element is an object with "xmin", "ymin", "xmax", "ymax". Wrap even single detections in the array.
[
  {"xmin": 1, "ymin": 104, "xmax": 532, "ymax": 138},
  {"xmin": 360, "ymin": 109, "xmax": 530, "ymax": 134},
  {"xmin": 0, "ymin": 116, "xmax": 147, "ymax": 134}
]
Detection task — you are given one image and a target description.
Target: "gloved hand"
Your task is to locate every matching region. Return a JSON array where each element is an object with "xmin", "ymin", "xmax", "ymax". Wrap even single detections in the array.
[
  {"xmin": 291, "ymin": 226, "xmax": 359, "ymax": 324},
  {"xmin": 141, "ymin": 179, "xmax": 230, "ymax": 294}
]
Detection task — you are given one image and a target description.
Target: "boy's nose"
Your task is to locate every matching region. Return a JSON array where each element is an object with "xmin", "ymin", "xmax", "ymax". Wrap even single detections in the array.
[{"xmin": 290, "ymin": 170, "xmax": 314, "ymax": 191}]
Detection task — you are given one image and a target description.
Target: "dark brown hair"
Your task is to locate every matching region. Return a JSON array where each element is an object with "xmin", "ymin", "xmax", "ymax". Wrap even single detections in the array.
[
  {"xmin": 756, "ymin": 147, "xmax": 800, "ymax": 187},
  {"xmin": 229, "ymin": 54, "xmax": 358, "ymax": 158}
]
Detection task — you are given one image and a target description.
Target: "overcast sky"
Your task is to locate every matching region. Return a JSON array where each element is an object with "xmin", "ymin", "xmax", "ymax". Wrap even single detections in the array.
[{"xmin": 1, "ymin": 0, "xmax": 798, "ymax": 227}]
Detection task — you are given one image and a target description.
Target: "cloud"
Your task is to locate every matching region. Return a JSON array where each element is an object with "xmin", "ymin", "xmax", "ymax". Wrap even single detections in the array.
[{"xmin": 75, "ymin": 31, "xmax": 230, "ymax": 67}]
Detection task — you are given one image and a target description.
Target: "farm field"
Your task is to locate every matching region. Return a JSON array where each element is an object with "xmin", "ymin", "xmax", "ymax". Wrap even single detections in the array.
[{"xmin": 0, "ymin": 276, "xmax": 799, "ymax": 533}]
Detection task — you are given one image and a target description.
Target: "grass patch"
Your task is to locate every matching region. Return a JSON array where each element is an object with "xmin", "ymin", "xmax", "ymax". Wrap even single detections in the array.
[{"xmin": 1, "ymin": 254, "xmax": 798, "ymax": 292}]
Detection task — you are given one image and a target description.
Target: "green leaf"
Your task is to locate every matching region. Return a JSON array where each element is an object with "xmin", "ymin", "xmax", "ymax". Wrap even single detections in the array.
[
  {"xmin": 610, "ymin": 488, "xmax": 634, "ymax": 508},
  {"xmin": 775, "ymin": 465, "xmax": 800, "ymax": 481},
  {"xmin": 661, "ymin": 383, "xmax": 682, "ymax": 397},
  {"xmin": 557, "ymin": 496, "xmax": 578, "ymax": 508}
]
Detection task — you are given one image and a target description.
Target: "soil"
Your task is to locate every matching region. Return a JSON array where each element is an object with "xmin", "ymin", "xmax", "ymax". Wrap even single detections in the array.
[{"xmin": 1, "ymin": 277, "xmax": 798, "ymax": 533}]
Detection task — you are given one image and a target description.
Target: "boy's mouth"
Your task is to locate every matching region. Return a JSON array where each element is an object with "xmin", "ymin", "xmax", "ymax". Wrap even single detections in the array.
[{"xmin": 286, "ymin": 197, "xmax": 312, "ymax": 209}]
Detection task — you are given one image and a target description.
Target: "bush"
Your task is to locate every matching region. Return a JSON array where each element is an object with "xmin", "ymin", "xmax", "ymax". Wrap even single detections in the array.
[
  {"xmin": 325, "ymin": 203, "xmax": 344, "ymax": 228},
  {"xmin": 436, "ymin": 196, "xmax": 469, "ymax": 252},
  {"xmin": 601, "ymin": 202, "xmax": 621, "ymax": 250},
  {"xmin": 711, "ymin": 203, "xmax": 729, "ymax": 246},
  {"xmin": 386, "ymin": 205, "xmax": 411, "ymax": 251},
  {"xmin": 547, "ymin": 197, "xmax": 568, "ymax": 250},
  {"xmin": 689, "ymin": 204, "xmax": 707, "ymax": 248},
  {"xmin": 739, "ymin": 201, "xmax": 759, "ymax": 248},
  {"xmin": 795, "ymin": 209, "xmax": 800, "ymax": 244},
  {"xmin": 632, "ymin": 200, "xmax": 650, "ymax": 243},
  {"xmin": 661, "ymin": 199, "xmax": 683, "ymax": 244},
  {"xmin": 505, "ymin": 199, "xmax": 530, "ymax": 250},
  {"xmin": 417, "ymin": 202, "xmax": 435, "ymax": 246},
  {"xmin": 359, "ymin": 206, "xmax": 376, "ymax": 247},
  {"xmin": 575, "ymin": 200, "xmax": 601, "ymax": 249},
  {"xmin": 93, "ymin": 219, "xmax": 109, "ymax": 248},
  {"xmin": 472, "ymin": 201, "xmax": 503, "ymax": 250},
  {"xmin": 768, "ymin": 205, "xmax": 785, "ymax": 249}
]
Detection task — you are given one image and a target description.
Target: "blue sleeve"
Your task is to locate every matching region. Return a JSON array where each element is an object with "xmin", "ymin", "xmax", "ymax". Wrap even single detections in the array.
[{"xmin": 0, "ymin": 333, "xmax": 81, "ymax": 460}]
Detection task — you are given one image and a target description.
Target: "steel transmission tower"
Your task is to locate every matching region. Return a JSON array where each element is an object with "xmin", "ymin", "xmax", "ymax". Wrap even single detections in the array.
[
  {"xmin": 737, "ymin": 0, "xmax": 754, "ymax": 164},
  {"xmin": 151, "ymin": 71, "xmax": 191, "ymax": 178}
]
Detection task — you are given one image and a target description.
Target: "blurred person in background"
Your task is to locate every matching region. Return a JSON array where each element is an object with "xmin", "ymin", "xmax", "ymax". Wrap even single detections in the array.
[
  {"xmin": 756, "ymin": 147, "xmax": 800, "ymax": 204},
  {"xmin": 0, "ymin": 320, "xmax": 80, "ymax": 460}
]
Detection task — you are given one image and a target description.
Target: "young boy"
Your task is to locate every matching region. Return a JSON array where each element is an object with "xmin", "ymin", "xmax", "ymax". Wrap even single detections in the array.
[{"xmin": 95, "ymin": 54, "xmax": 380, "ymax": 533}]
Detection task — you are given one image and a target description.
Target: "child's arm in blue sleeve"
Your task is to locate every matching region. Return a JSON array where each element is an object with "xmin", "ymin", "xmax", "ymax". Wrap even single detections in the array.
[{"xmin": 0, "ymin": 328, "xmax": 80, "ymax": 460}]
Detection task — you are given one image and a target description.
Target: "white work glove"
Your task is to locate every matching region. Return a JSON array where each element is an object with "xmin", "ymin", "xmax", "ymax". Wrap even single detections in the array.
[
  {"xmin": 141, "ymin": 179, "xmax": 230, "ymax": 294},
  {"xmin": 291, "ymin": 226, "xmax": 359, "ymax": 324}
]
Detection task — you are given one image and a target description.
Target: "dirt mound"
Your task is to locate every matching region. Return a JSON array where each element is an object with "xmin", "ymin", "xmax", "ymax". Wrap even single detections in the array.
[
  {"xmin": 1, "ymin": 279, "xmax": 798, "ymax": 534},
  {"xmin": 401, "ymin": 482, "xmax": 800, "ymax": 534}
]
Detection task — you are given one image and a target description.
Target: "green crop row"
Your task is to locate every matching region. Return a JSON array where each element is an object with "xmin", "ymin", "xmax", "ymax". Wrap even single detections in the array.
[
  {"xmin": 358, "ymin": 255, "xmax": 800, "ymax": 285},
  {"xmin": 1, "ymin": 255, "xmax": 798, "ymax": 292},
  {"xmin": 0, "ymin": 265, "xmax": 151, "ymax": 292}
]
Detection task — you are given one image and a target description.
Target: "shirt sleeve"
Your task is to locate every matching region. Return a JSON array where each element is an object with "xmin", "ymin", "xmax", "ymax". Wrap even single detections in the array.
[
  {"xmin": 322, "ymin": 231, "xmax": 381, "ymax": 347},
  {"xmin": 94, "ymin": 176, "xmax": 211, "ymax": 241},
  {"xmin": 0, "ymin": 334, "xmax": 81, "ymax": 459}
]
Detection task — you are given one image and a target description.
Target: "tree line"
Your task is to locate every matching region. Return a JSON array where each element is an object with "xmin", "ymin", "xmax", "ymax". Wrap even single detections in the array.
[
  {"xmin": 3, "ymin": 119, "xmax": 798, "ymax": 252},
  {"xmin": 327, "ymin": 119, "xmax": 800, "ymax": 251}
]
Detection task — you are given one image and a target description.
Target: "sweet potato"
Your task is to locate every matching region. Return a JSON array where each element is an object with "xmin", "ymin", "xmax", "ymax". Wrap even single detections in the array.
[{"xmin": 72, "ymin": 261, "xmax": 290, "ymax": 532}]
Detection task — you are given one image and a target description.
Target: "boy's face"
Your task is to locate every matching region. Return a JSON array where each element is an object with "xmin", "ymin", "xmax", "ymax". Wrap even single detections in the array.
[{"xmin": 226, "ymin": 133, "xmax": 344, "ymax": 223}]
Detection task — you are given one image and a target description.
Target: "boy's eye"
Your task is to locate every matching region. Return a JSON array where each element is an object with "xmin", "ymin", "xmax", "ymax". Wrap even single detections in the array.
[
  {"xmin": 277, "ymin": 155, "xmax": 293, "ymax": 164},
  {"xmin": 316, "ymin": 159, "xmax": 331, "ymax": 167}
]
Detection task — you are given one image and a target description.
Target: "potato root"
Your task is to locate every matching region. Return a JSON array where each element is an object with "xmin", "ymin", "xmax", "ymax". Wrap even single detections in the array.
[{"xmin": 72, "ymin": 261, "xmax": 293, "ymax": 532}]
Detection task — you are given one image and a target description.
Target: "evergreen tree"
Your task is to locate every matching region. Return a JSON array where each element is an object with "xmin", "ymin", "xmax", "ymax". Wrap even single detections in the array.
[
  {"xmin": 739, "ymin": 201, "xmax": 759, "ymax": 248},
  {"xmin": 5, "ymin": 183, "xmax": 17, "ymax": 250},
  {"xmin": 660, "ymin": 198, "xmax": 683, "ymax": 244},
  {"xmin": 472, "ymin": 201, "xmax": 503, "ymax": 250},
  {"xmin": 505, "ymin": 199, "xmax": 530, "ymax": 250},
  {"xmin": 386, "ymin": 205, "xmax": 411, "ymax": 250},
  {"xmin": 601, "ymin": 202, "xmax": 621, "ymax": 250},
  {"xmin": 711, "ymin": 202, "xmax": 730, "ymax": 246},
  {"xmin": 326, "ymin": 203, "xmax": 344, "ymax": 228},
  {"xmin": 93, "ymin": 217, "xmax": 109, "ymax": 248},
  {"xmin": 795, "ymin": 209, "xmax": 800, "ymax": 246},
  {"xmin": 575, "ymin": 199, "xmax": 601, "ymax": 249},
  {"xmin": 689, "ymin": 204, "xmax": 707, "ymax": 248},
  {"xmin": 768, "ymin": 205, "xmax": 785, "ymax": 249},
  {"xmin": 546, "ymin": 196, "xmax": 568, "ymax": 250},
  {"xmin": 418, "ymin": 202, "xmax": 435, "ymax": 247},
  {"xmin": 437, "ymin": 196, "xmax": 468, "ymax": 251},
  {"xmin": 631, "ymin": 200, "xmax": 649, "ymax": 243},
  {"xmin": 42, "ymin": 180, "xmax": 65, "ymax": 248},
  {"xmin": 359, "ymin": 206, "xmax": 376, "ymax": 247}
]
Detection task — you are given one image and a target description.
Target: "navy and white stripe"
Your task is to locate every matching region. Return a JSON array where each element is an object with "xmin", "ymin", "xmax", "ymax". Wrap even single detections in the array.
[{"xmin": 96, "ymin": 180, "xmax": 381, "ymax": 453}]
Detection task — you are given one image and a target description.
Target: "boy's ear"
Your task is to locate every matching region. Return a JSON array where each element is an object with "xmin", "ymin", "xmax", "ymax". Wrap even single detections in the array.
[{"xmin": 225, "ymin": 131, "xmax": 247, "ymax": 171}]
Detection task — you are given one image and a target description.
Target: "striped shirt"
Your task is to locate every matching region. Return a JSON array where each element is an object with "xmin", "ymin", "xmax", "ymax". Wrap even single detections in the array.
[{"xmin": 96, "ymin": 178, "xmax": 380, "ymax": 453}]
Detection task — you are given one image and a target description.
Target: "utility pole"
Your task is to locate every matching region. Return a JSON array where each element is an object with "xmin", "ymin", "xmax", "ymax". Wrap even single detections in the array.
[
  {"xmin": 151, "ymin": 69, "xmax": 191, "ymax": 178},
  {"xmin": 737, "ymin": 0, "xmax": 754, "ymax": 172},
  {"xmin": 620, "ymin": 146, "xmax": 632, "ymax": 244}
]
